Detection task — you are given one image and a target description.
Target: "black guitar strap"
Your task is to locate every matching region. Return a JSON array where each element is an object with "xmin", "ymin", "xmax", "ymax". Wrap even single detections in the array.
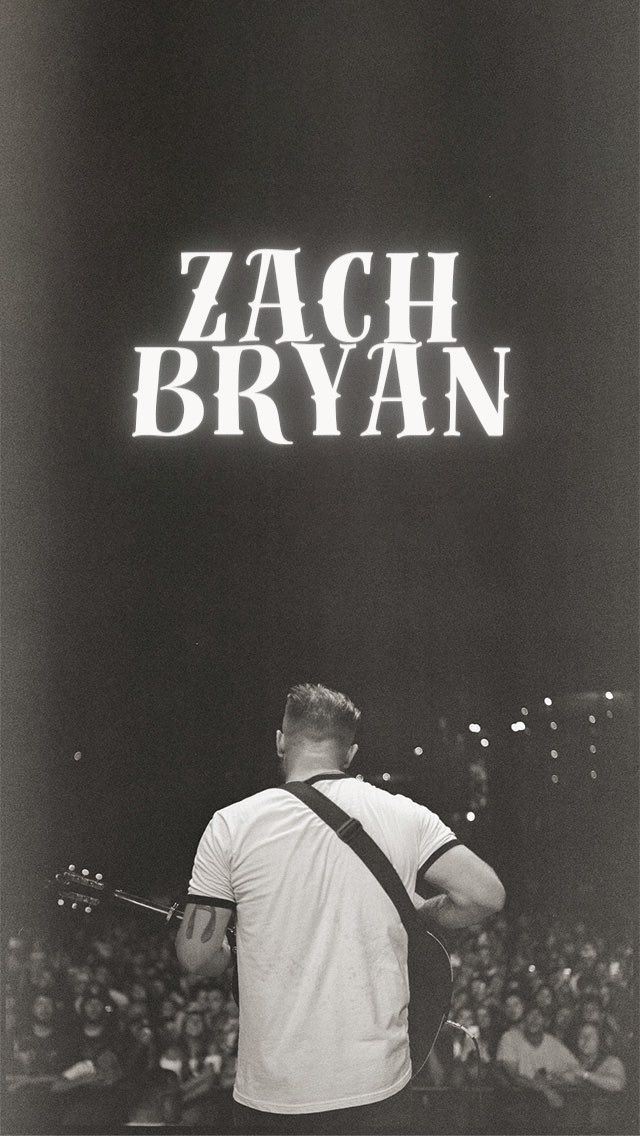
[{"xmin": 283, "ymin": 781, "xmax": 419, "ymax": 935}]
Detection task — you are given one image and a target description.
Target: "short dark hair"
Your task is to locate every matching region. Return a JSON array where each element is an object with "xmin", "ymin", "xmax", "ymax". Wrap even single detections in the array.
[{"xmin": 283, "ymin": 683, "xmax": 361, "ymax": 746}]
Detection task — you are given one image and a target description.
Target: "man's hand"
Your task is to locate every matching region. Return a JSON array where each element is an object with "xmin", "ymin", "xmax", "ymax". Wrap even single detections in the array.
[
  {"xmin": 554, "ymin": 1067, "xmax": 581, "ymax": 1087},
  {"xmin": 52, "ymin": 1060, "xmax": 98, "ymax": 1093},
  {"xmin": 542, "ymin": 1086, "xmax": 565, "ymax": 1109}
]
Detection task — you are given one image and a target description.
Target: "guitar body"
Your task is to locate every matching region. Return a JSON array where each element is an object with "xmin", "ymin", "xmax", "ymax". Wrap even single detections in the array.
[{"xmin": 407, "ymin": 921, "xmax": 452, "ymax": 1075}]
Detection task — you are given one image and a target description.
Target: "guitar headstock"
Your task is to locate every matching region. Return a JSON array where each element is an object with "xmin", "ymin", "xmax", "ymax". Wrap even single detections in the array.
[{"xmin": 54, "ymin": 865, "xmax": 110, "ymax": 914}]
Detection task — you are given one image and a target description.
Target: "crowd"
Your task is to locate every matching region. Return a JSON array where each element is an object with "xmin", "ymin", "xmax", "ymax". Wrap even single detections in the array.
[
  {"xmin": 3, "ymin": 914, "xmax": 238, "ymax": 1130},
  {"xmin": 427, "ymin": 910, "xmax": 635, "ymax": 1132},
  {"xmin": 3, "ymin": 907, "xmax": 635, "ymax": 1132}
]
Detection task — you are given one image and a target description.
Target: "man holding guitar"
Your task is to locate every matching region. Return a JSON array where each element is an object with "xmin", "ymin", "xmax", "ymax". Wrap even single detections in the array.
[{"xmin": 176, "ymin": 683, "xmax": 505, "ymax": 1134}]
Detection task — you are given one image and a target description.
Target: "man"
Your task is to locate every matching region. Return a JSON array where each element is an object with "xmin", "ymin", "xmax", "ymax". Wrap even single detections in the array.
[
  {"xmin": 176, "ymin": 683, "xmax": 505, "ymax": 1134},
  {"xmin": 495, "ymin": 1002, "xmax": 581, "ymax": 1132}
]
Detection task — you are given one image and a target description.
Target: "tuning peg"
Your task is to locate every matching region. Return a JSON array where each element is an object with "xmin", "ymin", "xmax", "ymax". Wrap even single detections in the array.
[
  {"xmin": 84, "ymin": 906, "xmax": 92, "ymax": 914},
  {"xmin": 95, "ymin": 873, "xmax": 103, "ymax": 881},
  {"xmin": 81, "ymin": 869, "xmax": 89, "ymax": 877},
  {"xmin": 68, "ymin": 864, "xmax": 76, "ymax": 871},
  {"xmin": 57, "ymin": 899, "xmax": 65, "ymax": 906}
]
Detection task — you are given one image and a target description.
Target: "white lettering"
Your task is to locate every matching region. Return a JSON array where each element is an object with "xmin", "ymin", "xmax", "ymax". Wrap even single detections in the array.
[
  {"xmin": 385, "ymin": 252, "xmax": 458, "ymax": 343},
  {"xmin": 241, "ymin": 249, "xmax": 311, "ymax": 344},
  {"xmin": 319, "ymin": 252, "xmax": 372, "ymax": 342},
  {"xmin": 292, "ymin": 343, "xmax": 356, "ymax": 435},
  {"xmin": 443, "ymin": 347, "xmax": 509, "ymax": 436},
  {"xmin": 361, "ymin": 343, "xmax": 434, "ymax": 437},
  {"xmin": 213, "ymin": 346, "xmax": 291, "ymax": 444},
  {"xmin": 179, "ymin": 252, "xmax": 233, "ymax": 341},
  {"xmin": 132, "ymin": 347, "xmax": 203, "ymax": 436}
]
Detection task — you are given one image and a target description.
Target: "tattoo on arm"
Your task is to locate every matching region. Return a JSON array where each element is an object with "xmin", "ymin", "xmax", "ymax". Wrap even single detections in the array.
[{"xmin": 185, "ymin": 904, "xmax": 217, "ymax": 943}]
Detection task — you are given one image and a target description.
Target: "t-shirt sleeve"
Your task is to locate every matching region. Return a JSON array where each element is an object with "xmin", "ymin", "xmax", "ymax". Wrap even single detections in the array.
[
  {"xmin": 496, "ymin": 1029, "xmax": 518, "ymax": 1066},
  {"xmin": 413, "ymin": 801, "xmax": 459, "ymax": 874},
  {"xmin": 188, "ymin": 811, "xmax": 236, "ymax": 906},
  {"xmin": 546, "ymin": 1036, "xmax": 580, "ymax": 1072}
]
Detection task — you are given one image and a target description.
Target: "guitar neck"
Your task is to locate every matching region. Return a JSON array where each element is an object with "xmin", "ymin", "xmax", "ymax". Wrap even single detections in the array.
[{"xmin": 112, "ymin": 890, "xmax": 184, "ymax": 922}]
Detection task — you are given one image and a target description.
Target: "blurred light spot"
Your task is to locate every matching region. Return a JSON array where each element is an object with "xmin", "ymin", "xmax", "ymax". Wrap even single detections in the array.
[
  {"xmin": 550, "ymin": 721, "xmax": 557, "ymax": 730},
  {"xmin": 469, "ymin": 724, "xmax": 481, "ymax": 733},
  {"xmin": 73, "ymin": 752, "xmax": 82, "ymax": 762},
  {"xmin": 606, "ymin": 710, "xmax": 613, "ymax": 719},
  {"xmin": 382, "ymin": 772, "xmax": 391, "ymax": 782},
  {"xmin": 413, "ymin": 746, "xmax": 423, "ymax": 756},
  {"xmin": 544, "ymin": 697, "xmax": 552, "ymax": 706},
  {"xmin": 550, "ymin": 749, "xmax": 558, "ymax": 758},
  {"xmin": 521, "ymin": 707, "xmax": 528, "ymax": 716},
  {"xmin": 605, "ymin": 691, "xmax": 613, "ymax": 700},
  {"xmin": 466, "ymin": 811, "xmax": 475, "ymax": 822},
  {"xmin": 480, "ymin": 738, "xmax": 489, "ymax": 747},
  {"xmin": 551, "ymin": 774, "xmax": 559, "ymax": 784},
  {"xmin": 511, "ymin": 721, "xmax": 526, "ymax": 732},
  {"xmin": 589, "ymin": 715, "xmax": 596, "ymax": 724},
  {"xmin": 589, "ymin": 744, "xmax": 596, "ymax": 754},
  {"xmin": 590, "ymin": 770, "xmax": 597, "ymax": 779}
]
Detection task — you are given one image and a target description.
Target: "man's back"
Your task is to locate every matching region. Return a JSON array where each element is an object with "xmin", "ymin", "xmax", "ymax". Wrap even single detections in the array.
[{"xmin": 190, "ymin": 774, "xmax": 456, "ymax": 1114}]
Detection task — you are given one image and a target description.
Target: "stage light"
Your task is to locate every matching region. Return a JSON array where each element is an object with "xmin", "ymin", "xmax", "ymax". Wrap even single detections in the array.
[
  {"xmin": 589, "ymin": 745, "xmax": 596, "ymax": 754},
  {"xmin": 469, "ymin": 723, "xmax": 481, "ymax": 733},
  {"xmin": 521, "ymin": 707, "xmax": 528, "ymax": 716},
  {"xmin": 550, "ymin": 749, "xmax": 558, "ymax": 758},
  {"xmin": 511, "ymin": 721, "xmax": 525, "ymax": 732},
  {"xmin": 480, "ymin": 738, "xmax": 489, "ymax": 747},
  {"xmin": 550, "ymin": 721, "xmax": 557, "ymax": 730},
  {"xmin": 590, "ymin": 770, "xmax": 597, "ymax": 779},
  {"xmin": 382, "ymin": 772, "xmax": 391, "ymax": 782},
  {"xmin": 605, "ymin": 691, "xmax": 613, "ymax": 700},
  {"xmin": 551, "ymin": 774, "xmax": 559, "ymax": 784},
  {"xmin": 413, "ymin": 746, "xmax": 423, "ymax": 756},
  {"xmin": 544, "ymin": 697, "xmax": 552, "ymax": 706},
  {"xmin": 589, "ymin": 714, "xmax": 596, "ymax": 724},
  {"xmin": 466, "ymin": 811, "xmax": 475, "ymax": 822}
]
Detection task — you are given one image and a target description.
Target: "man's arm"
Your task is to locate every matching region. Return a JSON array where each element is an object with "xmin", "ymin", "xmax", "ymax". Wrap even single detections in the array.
[
  {"xmin": 559, "ymin": 1057, "xmax": 626, "ymax": 1094},
  {"xmin": 418, "ymin": 845, "xmax": 505, "ymax": 929},
  {"xmin": 495, "ymin": 1060, "xmax": 565, "ymax": 1107},
  {"xmin": 175, "ymin": 902, "xmax": 232, "ymax": 978}
]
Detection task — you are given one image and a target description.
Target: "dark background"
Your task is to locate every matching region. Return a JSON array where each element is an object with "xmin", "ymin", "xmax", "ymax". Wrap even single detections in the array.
[{"xmin": 1, "ymin": 2, "xmax": 637, "ymax": 923}]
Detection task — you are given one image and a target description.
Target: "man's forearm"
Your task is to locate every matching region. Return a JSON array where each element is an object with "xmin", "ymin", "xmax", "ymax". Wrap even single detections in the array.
[
  {"xmin": 416, "ymin": 892, "xmax": 496, "ymax": 929},
  {"xmin": 175, "ymin": 934, "xmax": 230, "ymax": 978},
  {"xmin": 174, "ymin": 903, "xmax": 232, "ymax": 978},
  {"xmin": 579, "ymin": 1068, "xmax": 625, "ymax": 1093},
  {"xmin": 495, "ymin": 1062, "xmax": 554, "ymax": 1098}
]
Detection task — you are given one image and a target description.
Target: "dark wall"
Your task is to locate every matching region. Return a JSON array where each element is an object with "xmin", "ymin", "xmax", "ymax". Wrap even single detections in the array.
[{"xmin": 1, "ymin": 2, "xmax": 637, "ymax": 918}]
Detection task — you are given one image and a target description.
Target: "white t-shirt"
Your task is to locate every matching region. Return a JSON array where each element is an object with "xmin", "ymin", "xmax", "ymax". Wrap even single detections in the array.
[
  {"xmin": 188, "ymin": 773, "xmax": 457, "ymax": 1113},
  {"xmin": 496, "ymin": 1027, "xmax": 580, "ymax": 1080}
]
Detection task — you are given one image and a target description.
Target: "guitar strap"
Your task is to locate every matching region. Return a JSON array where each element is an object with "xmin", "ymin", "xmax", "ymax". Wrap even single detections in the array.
[{"xmin": 283, "ymin": 781, "xmax": 419, "ymax": 936}]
